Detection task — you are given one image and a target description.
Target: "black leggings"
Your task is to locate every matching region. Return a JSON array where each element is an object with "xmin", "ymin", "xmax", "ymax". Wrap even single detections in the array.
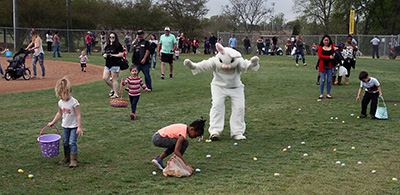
[
  {"xmin": 361, "ymin": 92, "xmax": 379, "ymax": 116},
  {"xmin": 152, "ymin": 132, "xmax": 189, "ymax": 156},
  {"xmin": 343, "ymin": 58, "xmax": 355, "ymax": 78}
]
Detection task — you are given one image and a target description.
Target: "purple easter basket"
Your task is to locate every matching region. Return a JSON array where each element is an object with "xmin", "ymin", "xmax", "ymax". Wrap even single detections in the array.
[
  {"xmin": 37, "ymin": 126, "xmax": 61, "ymax": 158},
  {"xmin": 110, "ymin": 79, "xmax": 129, "ymax": 107}
]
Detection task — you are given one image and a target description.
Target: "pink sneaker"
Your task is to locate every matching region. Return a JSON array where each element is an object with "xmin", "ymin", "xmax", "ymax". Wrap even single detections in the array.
[{"xmin": 130, "ymin": 113, "xmax": 136, "ymax": 120}]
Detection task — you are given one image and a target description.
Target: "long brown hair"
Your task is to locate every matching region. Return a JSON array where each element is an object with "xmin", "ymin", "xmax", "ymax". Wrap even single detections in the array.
[{"xmin": 55, "ymin": 76, "xmax": 72, "ymax": 101}]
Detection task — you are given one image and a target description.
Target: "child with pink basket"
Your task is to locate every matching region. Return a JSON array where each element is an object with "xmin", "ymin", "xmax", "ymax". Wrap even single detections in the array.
[
  {"xmin": 47, "ymin": 77, "xmax": 83, "ymax": 168},
  {"xmin": 122, "ymin": 65, "xmax": 151, "ymax": 120}
]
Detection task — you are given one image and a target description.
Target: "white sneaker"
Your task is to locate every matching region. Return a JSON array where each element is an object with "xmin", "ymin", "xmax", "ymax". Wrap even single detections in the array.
[
  {"xmin": 303, "ymin": 63, "xmax": 307, "ymax": 66},
  {"xmin": 296, "ymin": 64, "xmax": 299, "ymax": 66},
  {"xmin": 232, "ymin": 135, "xmax": 246, "ymax": 140},
  {"xmin": 209, "ymin": 133, "xmax": 220, "ymax": 140}
]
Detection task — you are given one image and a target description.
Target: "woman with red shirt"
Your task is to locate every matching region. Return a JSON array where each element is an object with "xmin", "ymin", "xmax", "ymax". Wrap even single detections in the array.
[{"xmin": 318, "ymin": 35, "xmax": 336, "ymax": 99}]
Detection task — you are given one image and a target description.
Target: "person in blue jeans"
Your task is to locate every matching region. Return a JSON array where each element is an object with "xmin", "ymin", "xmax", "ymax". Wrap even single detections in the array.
[
  {"xmin": 48, "ymin": 77, "xmax": 83, "ymax": 168},
  {"xmin": 26, "ymin": 31, "xmax": 45, "ymax": 79},
  {"xmin": 295, "ymin": 35, "xmax": 307, "ymax": 66},
  {"xmin": 132, "ymin": 30, "xmax": 152, "ymax": 90},
  {"xmin": 53, "ymin": 31, "xmax": 61, "ymax": 57},
  {"xmin": 317, "ymin": 35, "xmax": 337, "ymax": 99},
  {"xmin": 149, "ymin": 34, "xmax": 158, "ymax": 70}
]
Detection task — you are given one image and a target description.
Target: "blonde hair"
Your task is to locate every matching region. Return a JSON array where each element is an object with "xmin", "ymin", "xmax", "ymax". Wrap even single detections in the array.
[{"xmin": 55, "ymin": 76, "xmax": 72, "ymax": 101}]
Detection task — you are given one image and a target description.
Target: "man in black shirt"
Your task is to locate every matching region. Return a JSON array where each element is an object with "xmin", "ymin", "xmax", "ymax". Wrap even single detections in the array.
[
  {"xmin": 272, "ymin": 34, "xmax": 278, "ymax": 53},
  {"xmin": 209, "ymin": 33, "xmax": 217, "ymax": 54},
  {"xmin": 243, "ymin": 36, "xmax": 251, "ymax": 55},
  {"xmin": 132, "ymin": 30, "xmax": 152, "ymax": 90},
  {"xmin": 265, "ymin": 37, "xmax": 271, "ymax": 55}
]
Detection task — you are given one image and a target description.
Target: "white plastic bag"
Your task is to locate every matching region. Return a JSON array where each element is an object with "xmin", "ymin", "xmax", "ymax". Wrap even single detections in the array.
[
  {"xmin": 338, "ymin": 66, "xmax": 348, "ymax": 76},
  {"xmin": 163, "ymin": 155, "xmax": 194, "ymax": 177},
  {"xmin": 291, "ymin": 47, "xmax": 297, "ymax": 55}
]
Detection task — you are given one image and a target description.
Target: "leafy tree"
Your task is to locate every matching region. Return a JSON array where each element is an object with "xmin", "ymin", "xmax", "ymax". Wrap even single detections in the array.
[
  {"xmin": 293, "ymin": 0, "xmax": 337, "ymax": 34},
  {"xmin": 160, "ymin": 0, "xmax": 209, "ymax": 36},
  {"xmin": 363, "ymin": 0, "xmax": 400, "ymax": 34},
  {"xmin": 222, "ymin": 0, "xmax": 272, "ymax": 33}
]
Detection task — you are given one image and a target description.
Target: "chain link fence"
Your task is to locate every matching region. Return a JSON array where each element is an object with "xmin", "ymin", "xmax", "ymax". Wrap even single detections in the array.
[
  {"xmin": 217, "ymin": 32, "xmax": 400, "ymax": 57},
  {"xmin": 1, "ymin": 27, "xmax": 399, "ymax": 58},
  {"xmin": 0, "ymin": 27, "xmax": 179, "ymax": 53}
]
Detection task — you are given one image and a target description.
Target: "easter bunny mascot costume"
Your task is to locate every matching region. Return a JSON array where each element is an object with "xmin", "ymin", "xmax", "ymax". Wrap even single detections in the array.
[{"xmin": 184, "ymin": 43, "xmax": 260, "ymax": 140}]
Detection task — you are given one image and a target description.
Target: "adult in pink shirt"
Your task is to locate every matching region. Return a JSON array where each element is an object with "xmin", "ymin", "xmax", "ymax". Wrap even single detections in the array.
[
  {"xmin": 85, "ymin": 31, "xmax": 93, "ymax": 55},
  {"xmin": 53, "ymin": 31, "xmax": 61, "ymax": 57}
]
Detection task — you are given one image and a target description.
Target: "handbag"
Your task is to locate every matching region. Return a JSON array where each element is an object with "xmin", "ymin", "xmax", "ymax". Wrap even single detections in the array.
[
  {"xmin": 119, "ymin": 59, "xmax": 129, "ymax": 70},
  {"xmin": 375, "ymin": 97, "xmax": 388, "ymax": 119}
]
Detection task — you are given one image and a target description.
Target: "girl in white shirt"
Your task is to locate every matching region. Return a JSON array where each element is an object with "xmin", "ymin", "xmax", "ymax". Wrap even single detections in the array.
[{"xmin": 48, "ymin": 77, "xmax": 83, "ymax": 168}]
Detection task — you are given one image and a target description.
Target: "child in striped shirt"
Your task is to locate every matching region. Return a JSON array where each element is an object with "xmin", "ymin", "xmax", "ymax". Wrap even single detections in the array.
[{"xmin": 122, "ymin": 65, "xmax": 151, "ymax": 120}]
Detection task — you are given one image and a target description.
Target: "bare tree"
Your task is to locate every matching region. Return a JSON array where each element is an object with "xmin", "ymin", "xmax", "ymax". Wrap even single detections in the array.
[
  {"xmin": 223, "ymin": 0, "xmax": 272, "ymax": 33},
  {"xmin": 293, "ymin": 0, "xmax": 337, "ymax": 34}
]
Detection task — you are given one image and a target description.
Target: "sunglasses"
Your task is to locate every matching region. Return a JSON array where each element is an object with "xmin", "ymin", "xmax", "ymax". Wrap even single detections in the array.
[{"xmin": 109, "ymin": 36, "xmax": 115, "ymax": 38}]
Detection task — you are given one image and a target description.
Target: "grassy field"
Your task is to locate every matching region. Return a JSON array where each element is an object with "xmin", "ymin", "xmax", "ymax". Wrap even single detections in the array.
[{"xmin": 0, "ymin": 52, "xmax": 399, "ymax": 194}]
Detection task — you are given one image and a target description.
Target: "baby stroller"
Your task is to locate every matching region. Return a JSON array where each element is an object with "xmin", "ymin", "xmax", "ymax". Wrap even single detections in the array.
[{"xmin": 4, "ymin": 48, "xmax": 31, "ymax": 81}]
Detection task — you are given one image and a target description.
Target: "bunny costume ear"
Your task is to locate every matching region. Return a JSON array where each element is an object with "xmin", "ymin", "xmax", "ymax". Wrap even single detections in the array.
[{"xmin": 216, "ymin": 43, "xmax": 224, "ymax": 55}]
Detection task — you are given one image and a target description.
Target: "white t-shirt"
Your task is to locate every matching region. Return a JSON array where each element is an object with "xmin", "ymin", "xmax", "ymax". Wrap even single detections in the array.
[
  {"xmin": 58, "ymin": 97, "xmax": 80, "ymax": 128},
  {"xmin": 370, "ymin": 38, "xmax": 380, "ymax": 45},
  {"xmin": 360, "ymin": 77, "xmax": 380, "ymax": 93},
  {"xmin": 46, "ymin": 34, "xmax": 53, "ymax": 42},
  {"xmin": 79, "ymin": 55, "xmax": 88, "ymax": 64}
]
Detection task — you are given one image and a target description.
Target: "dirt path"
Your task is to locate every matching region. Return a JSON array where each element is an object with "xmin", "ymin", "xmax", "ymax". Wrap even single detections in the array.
[{"xmin": 0, "ymin": 57, "xmax": 104, "ymax": 94}]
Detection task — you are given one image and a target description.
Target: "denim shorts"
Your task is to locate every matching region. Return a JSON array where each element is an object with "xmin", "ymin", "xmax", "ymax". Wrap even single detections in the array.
[{"xmin": 104, "ymin": 66, "xmax": 120, "ymax": 72}]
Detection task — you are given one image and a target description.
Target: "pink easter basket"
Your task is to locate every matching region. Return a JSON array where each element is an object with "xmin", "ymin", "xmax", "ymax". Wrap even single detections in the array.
[{"xmin": 110, "ymin": 79, "xmax": 129, "ymax": 107}]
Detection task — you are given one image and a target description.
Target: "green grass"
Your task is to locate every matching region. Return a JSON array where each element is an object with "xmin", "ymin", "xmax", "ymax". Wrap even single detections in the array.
[{"xmin": 1, "ymin": 52, "xmax": 399, "ymax": 194}]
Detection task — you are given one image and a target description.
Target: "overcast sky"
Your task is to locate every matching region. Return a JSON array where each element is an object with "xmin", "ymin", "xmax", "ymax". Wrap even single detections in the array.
[{"xmin": 205, "ymin": 0, "xmax": 299, "ymax": 22}]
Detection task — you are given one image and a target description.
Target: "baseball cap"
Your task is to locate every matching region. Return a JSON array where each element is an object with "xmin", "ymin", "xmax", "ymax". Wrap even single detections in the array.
[
  {"xmin": 164, "ymin": 27, "xmax": 170, "ymax": 31},
  {"xmin": 137, "ymin": 30, "xmax": 144, "ymax": 35}
]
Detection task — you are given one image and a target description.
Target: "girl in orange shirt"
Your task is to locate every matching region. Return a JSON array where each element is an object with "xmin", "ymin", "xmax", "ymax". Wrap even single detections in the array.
[{"xmin": 151, "ymin": 118, "xmax": 206, "ymax": 170}]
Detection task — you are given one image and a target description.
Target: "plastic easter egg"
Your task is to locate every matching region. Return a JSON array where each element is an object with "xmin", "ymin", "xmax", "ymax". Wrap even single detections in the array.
[
  {"xmin": 351, "ymin": 114, "xmax": 354, "ymax": 116},
  {"xmin": 336, "ymin": 161, "xmax": 341, "ymax": 164},
  {"xmin": 206, "ymin": 154, "xmax": 211, "ymax": 158},
  {"xmin": 152, "ymin": 171, "xmax": 156, "ymax": 175},
  {"xmin": 274, "ymin": 173, "xmax": 280, "ymax": 176},
  {"xmin": 195, "ymin": 168, "xmax": 201, "ymax": 172},
  {"xmin": 358, "ymin": 161, "xmax": 363, "ymax": 165},
  {"xmin": 392, "ymin": 178, "xmax": 398, "ymax": 181},
  {"xmin": 341, "ymin": 163, "xmax": 346, "ymax": 166},
  {"xmin": 298, "ymin": 108, "xmax": 302, "ymax": 111},
  {"xmin": 253, "ymin": 157, "xmax": 258, "ymax": 161},
  {"xmin": 371, "ymin": 170, "xmax": 376, "ymax": 174},
  {"xmin": 335, "ymin": 117, "xmax": 339, "ymax": 120},
  {"xmin": 28, "ymin": 174, "xmax": 34, "ymax": 179},
  {"xmin": 301, "ymin": 141, "xmax": 305, "ymax": 145},
  {"xmin": 18, "ymin": 169, "xmax": 24, "ymax": 173},
  {"xmin": 330, "ymin": 117, "xmax": 334, "ymax": 120},
  {"xmin": 351, "ymin": 147, "xmax": 356, "ymax": 150},
  {"xmin": 234, "ymin": 143, "xmax": 238, "ymax": 146},
  {"xmin": 333, "ymin": 149, "xmax": 337, "ymax": 152},
  {"xmin": 282, "ymin": 148, "xmax": 287, "ymax": 152},
  {"xmin": 287, "ymin": 146, "xmax": 291, "ymax": 149},
  {"xmin": 342, "ymin": 121, "xmax": 345, "ymax": 124},
  {"xmin": 303, "ymin": 153, "xmax": 308, "ymax": 157}
]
